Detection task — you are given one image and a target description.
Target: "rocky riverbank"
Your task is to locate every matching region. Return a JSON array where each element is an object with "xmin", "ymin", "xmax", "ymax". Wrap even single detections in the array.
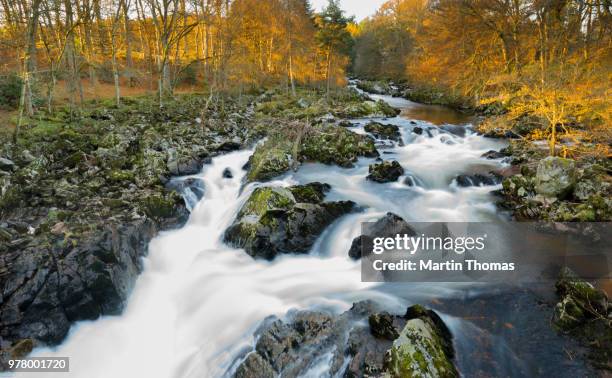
[
  {"xmin": 0, "ymin": 95, "xmax": 256, "ymax": 366},
  {"xmin": 0, "ymin": 86, "xmax": 402, "ymax": 368}
]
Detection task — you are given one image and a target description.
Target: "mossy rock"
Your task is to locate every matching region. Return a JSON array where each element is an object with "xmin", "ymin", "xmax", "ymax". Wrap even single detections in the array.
[
  {"xmin": 364, "ymin": 121, "xmax": 402, "ymax": 142},
  {"xmin": 367, "ymin": 161, "xmax": 404, "ymax": 183},
  {"xmin": 246, "ymin": 141, "xmax": 293, "ymax": 182},
  {"xmin": 383, "ymin": 305, "xmax": 458, "ymax": 378},
  {"xmin": 535, "ymin": 157, "xmax": 577, "ymax": 199},
  {"xmin": 238, "ymin": 187, "xmax": 296, "ymax": 218},
  {"xmin": 107, "ymin": 170, "xmax": 135, "ymax": 183},
  {"xmin": 140, "ymin": 193, "xmax": 183, "ymax": 222},
  {"xmin": 224, "ymin": 183, "xmax": 355, "ymax": 259},
  {"xmin": 301, "ymin": 126, "xmax": 379, "ymax": 168},
  {"xmin": 553, "ymin": 267, "xmax": 611, "ymax": 369},
  {"xmin": 289, "ymin": 182, "xmax": 330, "ymax": 203}
]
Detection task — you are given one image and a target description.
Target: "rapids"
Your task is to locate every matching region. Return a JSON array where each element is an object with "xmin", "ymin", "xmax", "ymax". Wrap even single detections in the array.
[{"xmin": 13, "ymin": 89, "xmax": 590, "ymax": 378}]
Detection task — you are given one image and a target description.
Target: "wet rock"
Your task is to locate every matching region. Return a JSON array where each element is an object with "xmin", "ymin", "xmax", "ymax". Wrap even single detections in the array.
[
  {"xmin": 439, "ymin": 124, "xmax": 466, "ymax": 137},
  {"xmin": 367, "ymin": 161, "xmax": 404, "ymax": 183},
  {"xmin": 234, "ymin": 353, "xmax": 275, "ymax": 378},
  {"xmin": 338, "ymin": 120, "xmax": 355, "ymax": 128},
  {"xmin": 403, "ymin": 174, "xmax": 425, "ymax": 187},
  {"xmin": 246, "ymin": 142, "xmax": 292, "ymax": 182},
  {"xmin": 364, "ymin": 122, "xmax": 402, "ymax": 143},
  {"xmin": 454, "ymin": 172, "xmax": 503, "ymax": 187},
  {"xmin": 535, "ymin": 157, "xmax": 577, "ymax": 199},
  {"xmin": 167, "ymin": 156, "xmax": 201, "ymax": 176},
  {"xmin": 348, "ymin": 212, "xmax": 415, "ymax": 259},
  {"xmin": 412, "ymin": 126, "xmax": 423, "ymax": 135},
  {"xmin": 224, "ymin": 183, "xmax": 355, "ymax": 259},
  {"xmin": 384, "ymin": 305, "xmax": 458, "ymax": 378},
  {"xmin": 481, "ymin": 150, "xmax": 508, "ymax": 159},
  {"xmin": 369, "ymin": 312, "xmax": 400, "ymax": 340},
  {"xmin": 301, "ymin": 125, "xmax": 379, "ymax": 168},
  {"xmin": 234, "ymin": 301, "xmax": 457, "ymax": 378},
  {"xmin": 166, "ymin": 177, "xmax": 206, "ymax": 210},
  {"xmin": 552, "ymin": 268, "xmax": 611, "ymax": 369},
  {"xmin": 222, "ymin": 168, "xmax": 233, "ymax": 178},
  {"xmin": 218, "ymin": 140, "xmax": 242, "ymax": 152}
]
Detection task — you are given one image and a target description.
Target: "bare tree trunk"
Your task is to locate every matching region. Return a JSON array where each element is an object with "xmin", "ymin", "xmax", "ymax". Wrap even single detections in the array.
[{"xmin": 24, "ymin": 0, "xmax": 42, "ymax": 116}]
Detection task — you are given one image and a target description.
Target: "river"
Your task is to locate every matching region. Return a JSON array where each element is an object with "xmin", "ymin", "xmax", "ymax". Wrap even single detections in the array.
[{"xmin": 17, "ymin": 89, "xmax": 594, "ymax": 377}]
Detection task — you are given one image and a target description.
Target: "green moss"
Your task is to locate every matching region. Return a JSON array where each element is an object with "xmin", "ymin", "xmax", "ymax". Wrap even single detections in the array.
[
  {"xmin": 247, "ymin": 140, "xmax": 292, "ymax": 182},
  {"xmin": 300, "ymin": 125, "xmax": 378, "ymax": 167},
  {"xmin": 140, "ymin": 194, "xmax": 181, "ymax": 222},
  {"xmin": 108, "ymin": 170, "xmax": 135, "ymax": 183},
  {"xmin": 238, "ymin": 187, "xmax": 295, "ymax": 218},
  {"xmin": 289, "ymin": 183, "xmax": 330, "ymax": 204}
]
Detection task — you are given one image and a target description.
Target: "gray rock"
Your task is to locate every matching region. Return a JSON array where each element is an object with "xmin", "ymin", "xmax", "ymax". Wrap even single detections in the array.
[
  {"xmin": 348, "ymin": 212, "xmax": 415, "ymax": 259},
  {"xmin": 535, "ymin": 157, "xmax": 577, "ymax": 199},
  {"xmin": 234, "ymin": 302, "xmax": 457, "ymax": 378},
  {"xmin": 0, "ymin": 158, "xmax": 15, "ymax": 172},
  {"xmin": 454, "ymin": 172, "xmax": 502, "ymax": 187}
]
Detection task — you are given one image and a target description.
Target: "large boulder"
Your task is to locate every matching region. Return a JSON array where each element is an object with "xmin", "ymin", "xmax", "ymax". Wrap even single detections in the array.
[
  {"xmin": 384, "ymin": 305, "xmax": 458, "ymax": 378},
  {"xmin": 246, "ymin": 141, "xmax": 293, "ymax": 182},
  {"xmin": 348, "ymin": 212, "xmax": 415, "ymax": 259},
  {"xmin": 300, "ymin": 125, "xmax": 379, "ymax": 168},
  {"xmin": 364, "ymin": 122, "xmax": 402, "ymax": 144},
  {"xmin": 535, "ymin": 157, "xmax": 577, "ymax": 199},
  {"xmin": 233, "ymin": 302, "xmax": 457, "ymax": 378},
  {"xmin": 367, "ymin": 161, "xmax": 404, "ymax": 183},
  {"xmin": 223, "ymin": 183, "xmax": 355, "ymax": 259}
]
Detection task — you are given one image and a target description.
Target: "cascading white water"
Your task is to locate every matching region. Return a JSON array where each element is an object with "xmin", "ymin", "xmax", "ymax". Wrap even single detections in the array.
[{"xmin": 17, "ymin": 92, "xmax": 510, "ymax": 378}]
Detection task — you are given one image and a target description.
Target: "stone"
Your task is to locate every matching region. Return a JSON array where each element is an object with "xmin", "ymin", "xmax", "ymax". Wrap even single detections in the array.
[
  {"xmin": 246, "ymin": 142, "xmax": 292, "ymax": 182},
  {"xmin": 0, "ymin": 157, "xmax": 15, "ymax": 172},
  {"xmin": 234, "ymin": 301, "xmax": 457, "ymax": 378},
  {"xmin": 454, "ymin": 172, "xmax": 503, "ymax": 187},
  {"xmin": 367, "ymin": 161, "xmax": 404, "ymax": 183},
  {"xmin": 383, "ymin": 305, "xmax": 458, "ymax": 378},
  {"xmin": 364, "ymin": 121, "xmax": 402, "ymax": 143},
  {"xmin": 481, "ymin": 150, "xmax": 508, "ymax": 159},
  {"xmin": 224, "ymin": 183, "xmax": 355, "ymax": 259},
  {"xmin": 535, "ymin": 157, "xmax": 577, "ymax": 199},
  {"xmin": 348, "ymin": 213, "xmax": 415, "ymax": 259},
  {"xmin": 222, "ymin": 168, "xmax": 233, "ymax": 178}
]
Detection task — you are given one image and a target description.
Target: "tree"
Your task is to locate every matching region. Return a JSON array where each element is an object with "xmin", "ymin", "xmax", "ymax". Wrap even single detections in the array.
[{"xmin": 315, "ymin": 0, "xmax": 352, "ymax": 96}]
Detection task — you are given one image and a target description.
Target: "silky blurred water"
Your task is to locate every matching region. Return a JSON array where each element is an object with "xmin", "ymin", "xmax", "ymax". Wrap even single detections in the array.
[{"xmin": 17, "ymin": 91, "xmax": 517, "ymax": 378}]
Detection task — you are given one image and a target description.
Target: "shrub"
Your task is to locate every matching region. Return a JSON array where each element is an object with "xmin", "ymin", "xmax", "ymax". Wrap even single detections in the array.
[{"xmin": 0, "ymin": 74, "xmax": 23, "ymax": 110}]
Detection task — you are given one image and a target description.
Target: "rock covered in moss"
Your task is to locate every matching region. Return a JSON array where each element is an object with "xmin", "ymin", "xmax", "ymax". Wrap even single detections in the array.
[
  {"xmin": 383, "ymin": 305, "xmax": 458, "ymax": 378},
  {"xmin": 338, "ymin": 100, "xmax": 400, "ymax": 118},
  {"xmin": 535, "ymin": 157, "xmax": 577, "ymax": 199},
  {"xmin": 364, "ymin": 121, "xmax": 402, "ymax": 143},
  {"xmin": 223, "ymin": 183, "xmax": 355, "ymax": 259},
  {"xmin": 246, "ymin": 140, "xmax": 293, "ymax": 182},
  {"xmin": 552, "ymin": 268, "xmax": 611, "ymax": 369},
  {"xmin": 300, "ymin": 125, "xmax": 379, "ymax": 168},
  {"xmin": 367, "ymin": 161, "xmax": 404, "ymax": 183},
  {"xmin": 233, "ymin": 301, "xmax": 457, "ymax": 378}
]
